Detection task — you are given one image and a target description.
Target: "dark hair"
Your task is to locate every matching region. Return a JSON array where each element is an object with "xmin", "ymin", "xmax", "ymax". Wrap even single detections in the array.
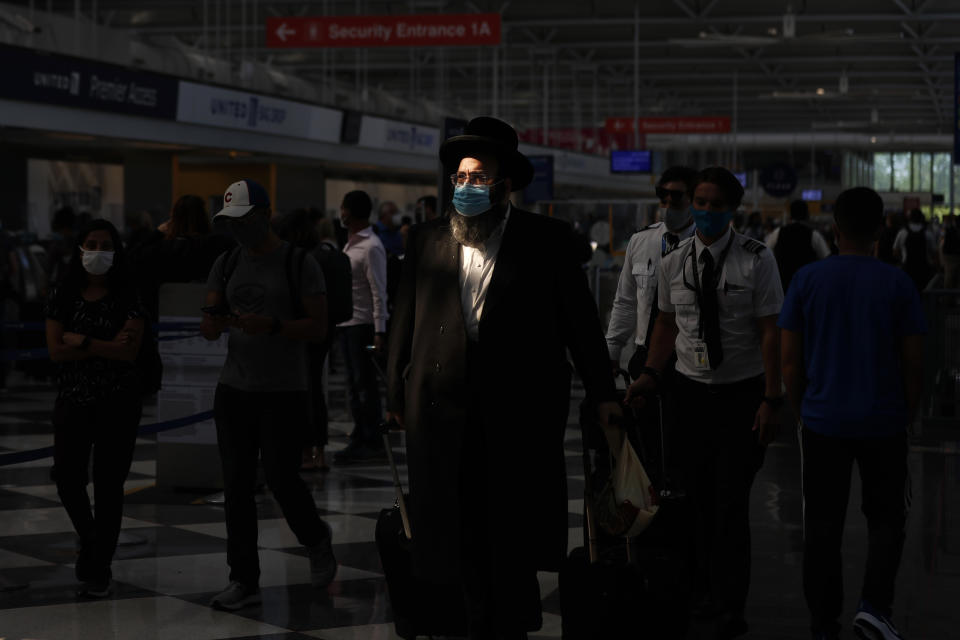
[
  {"xmin": 834, "ymin": 187, "xmax": 884, "ymax": 241},
  {"xmin": 691, "ymin": 167, "xmax": 745, "ymax": 209},
  {"xmin": 51, "ymin": 206, "xmax": 76, "ymax": 232},
  {"xmin": 342, "ymin": 190, "xmax": 372, "ymax": 221},
  {"xmin": 789, "ymin": 199, "xmax": 809, "ymax": 221},
  {"xmin": 165, "ymin": 195, "xmax": 210, "ymax": 239},
  {"xmin": 272, "ymin": 208, "xmax": 319, "ymax": 250},
  {"xmin": 658, "ymin": 165, "xmax": 698, "ymax": 190},
  {"xmin": 61, "ymin": 219, "xmax": 134, "ymax": 295},
  {"xmin": 418, "ymin": 195, "xmax": 438, "ymax": 212},
  {"xmin": 908, "ymin": 208, "xmax": 925, "ymax": 226}
]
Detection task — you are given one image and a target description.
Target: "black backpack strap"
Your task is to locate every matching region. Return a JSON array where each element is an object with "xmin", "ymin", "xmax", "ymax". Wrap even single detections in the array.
[{"xmin": 285, "ymin": 244, "xmax": 309, "ymax": 318}]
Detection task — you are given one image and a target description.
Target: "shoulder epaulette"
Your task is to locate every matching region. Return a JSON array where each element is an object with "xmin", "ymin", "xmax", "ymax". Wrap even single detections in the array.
[
  {"xmin": 638, "ymin": 221, "xmax": 663, "ymax": 233},
  {"xmin": 664, "ymin": 235, "xmax": 693, "ymax": 257},
  {"xmin": 741, "ymin": 238, "xmax": 767, "ymax": 255}
]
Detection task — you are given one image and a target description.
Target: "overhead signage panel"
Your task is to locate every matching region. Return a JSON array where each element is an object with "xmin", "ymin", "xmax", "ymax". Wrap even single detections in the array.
[
  {"xmin": 265, "ymin": 14, "xmax": 501, "ymax": 48},
  {"xmin": 358, "ymin": 115, "xmax": 440, "ymax": 156},
  {"xmin": 0, "ymin": 43, "xmax": 178, "ymax": 120},
  {"xmin": 176, "ymin": 82, "xmax": 342, "ymax": 142},
  {"xmin": 604, "ymin": 116, "xmax": 731, "ymax": 135}
]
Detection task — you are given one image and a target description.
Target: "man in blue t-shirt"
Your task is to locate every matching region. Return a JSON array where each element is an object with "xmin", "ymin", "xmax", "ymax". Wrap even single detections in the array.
[{"xmin": 779, "ymin": 187, "xmax": 926, "ymax": 640}]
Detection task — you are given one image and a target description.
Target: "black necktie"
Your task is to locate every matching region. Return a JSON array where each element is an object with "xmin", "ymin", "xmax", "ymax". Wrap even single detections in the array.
[
  {"xmin": 664, "ymin": 233, "xmax": 679, "ymax": 253},
  {"xmin": 699, "ymin": 249, "xmax": 724, "ymax": 370}
]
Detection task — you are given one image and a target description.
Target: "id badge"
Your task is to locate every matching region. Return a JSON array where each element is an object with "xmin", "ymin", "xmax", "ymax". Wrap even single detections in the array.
[{"xmin": 693, "ymin": 340, "xmax": 710, "ymax": 369}]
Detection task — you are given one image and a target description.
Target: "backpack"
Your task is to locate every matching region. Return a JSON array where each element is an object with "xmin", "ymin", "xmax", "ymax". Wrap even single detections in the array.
[
  {"xmin": 943, "ymin": 226, "xmax": 960, "ymax": 256},
  {"xmin": 773, "ymin": 223, "xmax": 817, "ymax": 293},
  {"xmin": 220, "ymin": 243, "xmax": 310, "ymax": 318},
  {"xmin": 904, "ymin": 230, "xmax": 929, "ymax": 270},
  {"xmin": 313, "ymin": 242, "xmax": 354, "ymax": 326}
]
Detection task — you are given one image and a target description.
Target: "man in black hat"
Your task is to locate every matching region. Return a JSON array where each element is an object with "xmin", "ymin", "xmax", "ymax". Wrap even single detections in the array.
[{"xmin": 386, "ymin": 117, "xmax": 621, "ymax": 639}]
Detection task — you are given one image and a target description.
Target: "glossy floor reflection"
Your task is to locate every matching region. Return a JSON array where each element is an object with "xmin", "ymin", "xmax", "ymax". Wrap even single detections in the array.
[{"xmin": 0, "ymin": 370, "xmax": 957, "ymax": 639}]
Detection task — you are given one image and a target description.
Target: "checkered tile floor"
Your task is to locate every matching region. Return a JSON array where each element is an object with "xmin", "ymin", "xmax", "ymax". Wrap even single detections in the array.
[{"xmin": 0, "ymin": 371, "xmax": 957, "ymax": 639}]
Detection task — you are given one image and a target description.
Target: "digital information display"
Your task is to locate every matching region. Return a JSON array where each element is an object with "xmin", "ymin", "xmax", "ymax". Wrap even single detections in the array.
[
  {"xmin": 610, "ymin": 150, "xmax": 652, "ymax": 173},
  {"xmin": 801, "ymin": 189, "xmax": 823, "ymax": 201}
]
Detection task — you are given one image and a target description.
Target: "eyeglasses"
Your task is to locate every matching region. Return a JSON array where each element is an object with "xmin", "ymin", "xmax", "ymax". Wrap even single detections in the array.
[
  {"xmin": 656, "ymin": 187, "xmax": 687, "ymax": 203},
  {"xmin": 450, "ymin": 172, "xmax": 497, "ymax": 186}
]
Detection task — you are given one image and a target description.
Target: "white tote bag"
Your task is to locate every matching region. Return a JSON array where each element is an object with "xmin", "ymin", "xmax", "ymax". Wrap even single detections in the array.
[{"xmin": 596, "ymin": 438, "xmax": 659, "ymax": 538}]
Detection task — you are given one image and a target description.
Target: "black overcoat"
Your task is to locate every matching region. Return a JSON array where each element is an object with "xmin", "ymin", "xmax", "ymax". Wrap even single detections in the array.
[{"xmin": 386, "ymin": 208, "xmax": 616, "ymax": 583}]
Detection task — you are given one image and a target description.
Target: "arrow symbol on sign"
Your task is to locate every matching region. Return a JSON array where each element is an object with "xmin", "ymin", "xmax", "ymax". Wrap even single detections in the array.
[{"xmin": 275, "ymin": 22, "xmax": 295, "ymax": 43}]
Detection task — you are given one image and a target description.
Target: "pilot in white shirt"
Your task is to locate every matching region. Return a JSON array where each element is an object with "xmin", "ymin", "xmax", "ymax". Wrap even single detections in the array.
[{"xmin": 606, "ymin": 166, "xmax": 698, "ymax": 377}]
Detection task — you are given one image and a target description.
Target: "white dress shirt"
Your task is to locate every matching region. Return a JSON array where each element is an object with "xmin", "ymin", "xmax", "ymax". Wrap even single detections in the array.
[
  {"xmin": 459, "ymin": 204, "xmax": 511, "ymax": 341},
  {"xmin": 764, "ymin": 224, "xmax": 831, "ymax": 259},
  {"xmin": 606, "ymin": 220, "xmax": 695, "ymax": 360},
  {"xmin": 339, "ymin": 226, "xmax": 389, "ymax": 333},
  {"xmin": 658, "ymin": 228, "xmax": 784, "ymax": 384}
]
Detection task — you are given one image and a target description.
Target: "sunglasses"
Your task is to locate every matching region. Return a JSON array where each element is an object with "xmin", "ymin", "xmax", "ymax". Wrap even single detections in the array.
[{"xmin": 656, "ymin": 187, "xmax": 687, "ymax": 203}]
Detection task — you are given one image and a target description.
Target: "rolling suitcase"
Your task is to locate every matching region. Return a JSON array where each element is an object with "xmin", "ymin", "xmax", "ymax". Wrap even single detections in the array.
[
  {"xmin": 560, "ymin": 378, "xmax": 691, "ymax": 640},
  {"xmin": 374, "ymin": 424, "xmax": 468, "ymax": 640}
]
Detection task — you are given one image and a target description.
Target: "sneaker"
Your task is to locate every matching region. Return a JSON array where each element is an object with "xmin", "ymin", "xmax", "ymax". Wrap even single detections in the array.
[
  {"xmin": 853, "ymin": 600, "xmax": 905, "ymax": 640},
  {"xmin": 76, "ymin": 580, "xmax": 111, "ymax": 598},
  {"xmin": 308, "ymin": 523, "xmax": 337, "ymax": 588},
  {"xmin": 209, "ymin": 581, "xmax": 261, "ymax": 610}
]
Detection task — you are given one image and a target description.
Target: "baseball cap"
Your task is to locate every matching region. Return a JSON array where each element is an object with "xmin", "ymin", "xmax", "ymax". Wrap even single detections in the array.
[{"xmin": 212, "ymin": 179, "xmax": 270, "ymax": 220}]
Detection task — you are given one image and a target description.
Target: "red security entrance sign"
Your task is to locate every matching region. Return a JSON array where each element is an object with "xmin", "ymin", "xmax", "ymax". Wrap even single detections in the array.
[
  {"xmin": 605, "ymin": 116, "xmax": 731, "ymax": 134},
  {"xmin": 265, "ymin": 14, "xmax": 501, "ymax": 48}
]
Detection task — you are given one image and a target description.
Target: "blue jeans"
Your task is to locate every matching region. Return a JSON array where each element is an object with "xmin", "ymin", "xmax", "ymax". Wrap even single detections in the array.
[{"xmin": 339, "ymin": 324, "xmax": 382, "ymax": 448}]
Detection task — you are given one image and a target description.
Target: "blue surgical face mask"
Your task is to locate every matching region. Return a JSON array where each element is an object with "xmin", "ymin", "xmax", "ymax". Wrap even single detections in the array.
[
  {"xmin": 691, "ymin": 206, "xmax": 734, "ymax": 238},
  {"xmin": 453, "ymin": 184, "xmax": 493, "ymax": 217}
]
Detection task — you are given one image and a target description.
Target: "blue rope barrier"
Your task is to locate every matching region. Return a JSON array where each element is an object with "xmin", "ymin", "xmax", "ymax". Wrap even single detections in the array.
[{"xmin": 0, "ymin": 409, "xmax": 216, "ymax": 467}]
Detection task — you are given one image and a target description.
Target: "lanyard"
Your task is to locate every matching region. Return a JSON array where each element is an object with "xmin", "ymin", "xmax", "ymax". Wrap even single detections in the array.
[{"xmin": 685, "ymin": 230, "xmax": 735, "ymax": 338}]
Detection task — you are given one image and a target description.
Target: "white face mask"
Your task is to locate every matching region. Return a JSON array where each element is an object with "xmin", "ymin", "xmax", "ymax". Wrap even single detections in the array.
[
  {"xmin": 662, "ymin": 206, "xmax": 692, "ymax": 232},
  {"xmin": 80, "ymin": 249, "xmax": 114, "ymax": 275},
  {"xmin": 908, "ymin": 223, "xmax": 923, "ymax": 233}
]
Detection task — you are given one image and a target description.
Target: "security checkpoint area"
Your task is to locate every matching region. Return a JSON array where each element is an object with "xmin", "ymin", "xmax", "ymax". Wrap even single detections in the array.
[{"xmin": 0, "ymin": 1, "xmax": 958, "ymax": 639}]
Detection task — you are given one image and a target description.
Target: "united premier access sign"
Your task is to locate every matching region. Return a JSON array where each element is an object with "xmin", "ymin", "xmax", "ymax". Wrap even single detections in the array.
[{"xmin": 265, "ymin": 14, "xmax": 501, "ymax": 48}]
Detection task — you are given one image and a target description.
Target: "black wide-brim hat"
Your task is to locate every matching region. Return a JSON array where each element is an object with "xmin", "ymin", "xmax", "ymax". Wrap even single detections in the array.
[{"xmin": 439, "ymin": 116, "xmax": 535, "ymax": 191}]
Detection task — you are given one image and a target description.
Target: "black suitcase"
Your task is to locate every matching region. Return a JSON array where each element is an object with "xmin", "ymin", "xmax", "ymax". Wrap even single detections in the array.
[
  {"xmin": 374, "ymin": 428, "xmax": 468, "ymax": 640},
  {"xmin": 560, "ymin": 379, "xmax": 691, "ymax": 640}
]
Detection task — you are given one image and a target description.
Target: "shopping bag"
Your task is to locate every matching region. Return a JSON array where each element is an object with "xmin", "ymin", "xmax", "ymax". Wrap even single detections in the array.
[{"xmin": 596, "ymin": 437, "xmax": 659, "ymax": 538}]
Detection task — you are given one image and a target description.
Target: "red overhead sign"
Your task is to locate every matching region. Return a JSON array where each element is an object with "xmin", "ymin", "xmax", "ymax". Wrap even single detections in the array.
[
  {"xmin": 265, "ymin": 14, "xmax": 501, "ymax": 48},
  {"xmin": 605, "ymin": 116, "xmax": 731, "ymax": 134}
]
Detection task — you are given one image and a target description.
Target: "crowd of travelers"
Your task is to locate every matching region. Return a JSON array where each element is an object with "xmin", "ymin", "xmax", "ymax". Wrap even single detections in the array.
[{"xmin": 0, "ymin": 115, "xmax": 950, "ymax": 640}]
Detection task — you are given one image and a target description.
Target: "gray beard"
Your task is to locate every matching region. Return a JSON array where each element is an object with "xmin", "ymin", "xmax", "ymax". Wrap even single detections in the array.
[{"xmin": 449, "ymin": 204, "xmax": 507, "ymax": 248}]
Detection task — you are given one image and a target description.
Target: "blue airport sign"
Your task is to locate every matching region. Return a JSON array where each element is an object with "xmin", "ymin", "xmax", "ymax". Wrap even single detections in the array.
[{"xmin": 0, "ymin": 43, "xmax": 179, "ymax": 120}]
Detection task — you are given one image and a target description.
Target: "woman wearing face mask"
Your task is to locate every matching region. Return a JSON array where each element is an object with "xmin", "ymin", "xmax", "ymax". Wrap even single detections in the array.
[{"xmin": 44, "ymin": 219, "xmax": 145, "ymax": 598}]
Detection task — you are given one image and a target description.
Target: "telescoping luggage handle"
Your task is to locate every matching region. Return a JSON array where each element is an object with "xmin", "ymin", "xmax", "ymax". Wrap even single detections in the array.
[
  {"xmin": 381, "ymin": 424, "xmax": 413, "ymax": 542},
  {"xmin": 365, "ymin": 345, "xmax": 413, "ymax": 542}
]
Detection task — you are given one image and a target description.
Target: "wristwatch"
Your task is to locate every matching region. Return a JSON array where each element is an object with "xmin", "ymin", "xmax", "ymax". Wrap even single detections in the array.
[
  {"xmin": 79, "ymin": 335, "xmax": 92, "ymax": 350},
  {"xmin": 638, "ymin": 366, "xmax": 662, "ymax": 386},
  {"xmin": 762, "ymin": 395, "xmax": 785, "ymax": 408}
]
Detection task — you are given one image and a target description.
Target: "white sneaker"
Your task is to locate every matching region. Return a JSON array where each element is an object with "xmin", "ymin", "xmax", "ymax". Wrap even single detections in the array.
[
  {"xmin": 209, "ymin": 581, "xmax": 261, "ymax": 610},
  {"xmin": 853, "ymin": 600, "xmax": 905, "ymax": 640}
]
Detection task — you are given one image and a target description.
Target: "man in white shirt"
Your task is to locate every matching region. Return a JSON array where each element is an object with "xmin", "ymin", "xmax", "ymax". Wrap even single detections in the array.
[
  {"xmin": 606, "ymin": 165, "xmax": 698, "ymax": 377},
  {"xmin": 334, "ymin": 190, "xmax": 389, "ymax": 464},
  {"xmin": 627, "ymin": 167, "xmax": 784, "ymax": 640},
  {"xmin": 764, "ymin": 199, "xmax": 832, "ymax": 293}
]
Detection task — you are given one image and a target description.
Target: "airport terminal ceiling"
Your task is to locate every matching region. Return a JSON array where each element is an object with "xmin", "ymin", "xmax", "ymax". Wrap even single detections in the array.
[{"xmin": 7, "ymin": 0, "xmax": 959, "ymax": 138}]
